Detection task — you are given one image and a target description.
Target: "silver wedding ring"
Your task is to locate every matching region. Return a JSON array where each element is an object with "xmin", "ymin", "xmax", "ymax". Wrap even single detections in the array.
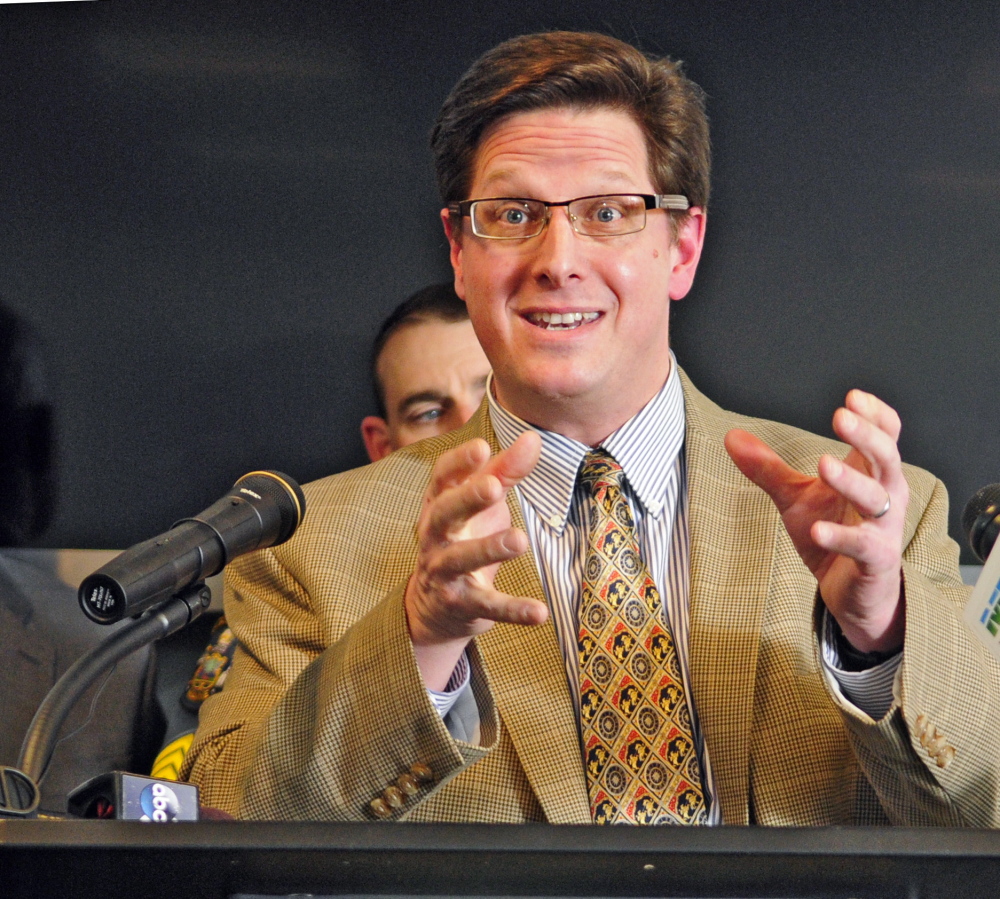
[{"xmin": 870, "ymin": 491, "xmax": 891, "ymax": 519}]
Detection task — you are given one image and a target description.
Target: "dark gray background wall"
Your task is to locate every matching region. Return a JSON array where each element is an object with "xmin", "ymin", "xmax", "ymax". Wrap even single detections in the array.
[{"xmin": 2, "ymin": 1, "xmax": 997, "ymax": 563}]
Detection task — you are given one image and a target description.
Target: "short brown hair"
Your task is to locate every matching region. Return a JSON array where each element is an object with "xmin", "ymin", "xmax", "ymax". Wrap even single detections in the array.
[{"xmin": 431, "ymin": 31, "xmax": 710, "ymax": 219}]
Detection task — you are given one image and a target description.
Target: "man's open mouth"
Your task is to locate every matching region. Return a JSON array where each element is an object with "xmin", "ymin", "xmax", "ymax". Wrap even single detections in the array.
[{"xmin": 525, "ymin": 311, "xmax": 601, "ymax": 330}]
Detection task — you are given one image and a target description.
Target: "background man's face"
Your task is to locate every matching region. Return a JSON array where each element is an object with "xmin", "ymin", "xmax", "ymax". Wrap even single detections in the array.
[
  {"xmin": 361, "ymin": 318, "xmax": 491, "ymax": 462},
  {"xmin": 444, "ymin": 106, "xmax": 704, "ymax": 443}
]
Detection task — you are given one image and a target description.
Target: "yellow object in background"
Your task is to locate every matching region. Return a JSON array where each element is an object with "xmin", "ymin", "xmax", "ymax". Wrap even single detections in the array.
[{"xmin": 150, "ymin": 732, "xmax": 195, "ymax": 781}]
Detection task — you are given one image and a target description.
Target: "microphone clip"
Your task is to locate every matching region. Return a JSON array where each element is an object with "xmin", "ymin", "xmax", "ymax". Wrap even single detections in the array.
[{"xmin": 0, "ymin": 766, "xmax": 40, "ymax": 818}]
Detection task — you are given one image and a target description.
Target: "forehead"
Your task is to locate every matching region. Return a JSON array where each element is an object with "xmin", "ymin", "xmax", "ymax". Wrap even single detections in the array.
[
  {"xmin": 470, "ymin": 106, "xmax": 652, "ymax": 196},
  {"xmin": 378, "ymin": 318, "xmax": 485, "ymax": 392}
]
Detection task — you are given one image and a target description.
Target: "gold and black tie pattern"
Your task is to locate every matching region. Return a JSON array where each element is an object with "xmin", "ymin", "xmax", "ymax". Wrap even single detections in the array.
[{"xmin": 578, "ymin": 450, "xmax": 707, "ymax": 825}]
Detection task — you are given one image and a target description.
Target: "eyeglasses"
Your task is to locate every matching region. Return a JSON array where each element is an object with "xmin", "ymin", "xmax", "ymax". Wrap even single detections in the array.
[{"xmin": 448, "ymin": 194, "xmax": 690, "ymax": 240}]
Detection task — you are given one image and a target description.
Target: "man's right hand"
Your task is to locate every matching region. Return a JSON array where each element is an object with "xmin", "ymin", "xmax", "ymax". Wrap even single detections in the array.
[{"xmin": 405, "ymin": 431, "xmax": 546, "ymax": 690}]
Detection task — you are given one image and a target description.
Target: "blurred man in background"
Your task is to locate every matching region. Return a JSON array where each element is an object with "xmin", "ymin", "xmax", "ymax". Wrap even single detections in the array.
[{"xmin": 361, "ymin": 282, "xmax": 491, "ymax": 461}]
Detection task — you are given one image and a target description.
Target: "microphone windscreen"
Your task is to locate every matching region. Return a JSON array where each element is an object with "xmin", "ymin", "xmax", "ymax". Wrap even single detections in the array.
[{"xmin": 233, "ymin": 470, "xmax": 306, "ymax": 544}]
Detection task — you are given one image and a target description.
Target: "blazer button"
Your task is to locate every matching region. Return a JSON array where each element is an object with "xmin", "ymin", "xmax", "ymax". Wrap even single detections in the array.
[
  {"xmin": 370, "ymin": 797, "xmax": 392, "ymax": 819},
  {"xmin": 397, "ymin": 773, "xmax": 420, "ymax": 796},
  {"xmin": 926, "ymin": 731, "xmax": 947, "ymax": 755},
  {"xmin": 410, "ymin": 762, "xmax": 433, "ymax": 783},
  {"xmin": 383, "ymin": 786, "xmax": 404, "ymax": 809},
  {"xmin": 934, "ymin": 745, "xmax": 956, "ymax": 769}
]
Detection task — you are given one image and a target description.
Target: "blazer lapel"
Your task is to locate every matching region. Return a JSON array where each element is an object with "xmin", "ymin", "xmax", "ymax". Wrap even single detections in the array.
[
  {"xmin": 474, "ymin": 412, "xmax": 592, "ymax": 824},
  {"xmin": 680, "ymin": 372, "xmax": 776, "ymax": 826}
]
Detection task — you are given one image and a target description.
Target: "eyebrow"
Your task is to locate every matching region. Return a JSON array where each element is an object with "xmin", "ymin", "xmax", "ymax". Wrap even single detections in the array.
[
  {"xmin": 397, "ymin": 390, "xmax": 449, "ymax": 416},
  {"xmin": 395, "ymin": 376, "xmax": 489, "ymax": 418}
]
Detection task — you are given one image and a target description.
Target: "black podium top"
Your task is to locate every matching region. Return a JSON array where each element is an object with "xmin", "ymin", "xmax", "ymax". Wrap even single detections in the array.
[{"xmin": 2, "ymin": 820, "xmax": 999, "ymax": 898}]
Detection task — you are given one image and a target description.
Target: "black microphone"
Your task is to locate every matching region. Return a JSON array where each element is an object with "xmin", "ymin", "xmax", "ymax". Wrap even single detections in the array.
[
  {"xmin": 962, "ymin": 483, "xmax": 1000, "ymax": 564},
  {"xmin": 79, "ymin": 470, "xmax": 305, "ymax": 623}
]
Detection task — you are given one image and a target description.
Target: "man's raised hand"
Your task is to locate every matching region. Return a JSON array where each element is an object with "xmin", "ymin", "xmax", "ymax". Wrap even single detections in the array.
[
  {"xmin": 405, "ymin": 431, "xmax": 545, "ymax": 690},
  {"xmin": 724, "ymin": 390, "xmax": 908, "ymax": 654}
]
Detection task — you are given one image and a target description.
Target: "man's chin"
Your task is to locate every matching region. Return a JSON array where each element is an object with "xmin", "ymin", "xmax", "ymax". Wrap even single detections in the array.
[{"xmin": 496, "ymin": 370, "xmax": 595, "ymax": 404}]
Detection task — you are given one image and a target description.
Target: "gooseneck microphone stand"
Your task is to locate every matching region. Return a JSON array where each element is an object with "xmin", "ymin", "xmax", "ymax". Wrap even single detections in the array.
[{"xmin": 0, "ymin": 582, "xmax": 211, "ymax": 818}]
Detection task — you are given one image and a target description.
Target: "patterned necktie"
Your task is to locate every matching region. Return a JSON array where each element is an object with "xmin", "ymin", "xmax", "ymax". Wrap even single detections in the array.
[{"xmin": 577, "ymin": 450, "xmax": 707, "ymax": 825}]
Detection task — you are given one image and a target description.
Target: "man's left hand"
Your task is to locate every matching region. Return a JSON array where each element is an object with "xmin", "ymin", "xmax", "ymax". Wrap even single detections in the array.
[{"xmin": 724, "ymin": 389, "xmax": 908, "ymax": 653}]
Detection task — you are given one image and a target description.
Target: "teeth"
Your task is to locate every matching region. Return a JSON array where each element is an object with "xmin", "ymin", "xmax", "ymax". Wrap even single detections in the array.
[{"xmin": 528, "ymin": 311, "xmax": 600, "ymax": 330}]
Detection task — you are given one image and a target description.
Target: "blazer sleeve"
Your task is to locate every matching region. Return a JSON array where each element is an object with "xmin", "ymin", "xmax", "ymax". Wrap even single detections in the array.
[
  {"xmin": 180, "ymin": 543, "xmax": 499, "ymax": 821},
  {"xmin": 827, "ymin": 473, "xmax": 1000, "ymax": 826}
]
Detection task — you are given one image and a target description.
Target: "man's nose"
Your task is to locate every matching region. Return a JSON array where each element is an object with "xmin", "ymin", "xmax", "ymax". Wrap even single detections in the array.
[{"xmin": 531, "ymin": 206, "xmax": 582, "ymax": 287}]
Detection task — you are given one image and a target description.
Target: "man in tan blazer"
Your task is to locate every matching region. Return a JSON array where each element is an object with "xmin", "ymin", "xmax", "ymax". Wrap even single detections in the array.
[{"xmin": 183, "ymin": 32, "xmax": 1000, "ymax": 826}]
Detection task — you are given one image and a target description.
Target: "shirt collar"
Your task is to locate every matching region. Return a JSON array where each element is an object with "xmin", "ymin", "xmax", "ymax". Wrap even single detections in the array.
[{"xmin": 488, "ymin": 356, "xmax": 686, "ymax": 533}]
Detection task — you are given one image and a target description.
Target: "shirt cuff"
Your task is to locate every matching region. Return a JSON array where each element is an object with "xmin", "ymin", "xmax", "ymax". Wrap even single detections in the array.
[
  {"xmin": 820, "ymin": 610, "xmax": 902, "ymax": 720},
  {"xmin": 427, "ymin": 650, "xmax": 471, "ymax": 719}
]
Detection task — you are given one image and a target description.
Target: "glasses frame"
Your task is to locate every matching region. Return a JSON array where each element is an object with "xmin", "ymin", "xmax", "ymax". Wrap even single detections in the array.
[{"xmin": 448, "ymin": 194, "xmax": 690, "ymax": 240}]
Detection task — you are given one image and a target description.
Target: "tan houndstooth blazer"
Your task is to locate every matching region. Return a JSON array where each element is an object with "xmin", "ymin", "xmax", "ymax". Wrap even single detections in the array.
[{"xmin": 182, "ymin": 371, "xmax": 1000, "ymax": 826}]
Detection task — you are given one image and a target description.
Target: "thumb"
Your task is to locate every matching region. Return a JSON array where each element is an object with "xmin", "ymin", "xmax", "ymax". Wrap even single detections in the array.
[
  {"xmin": 724, "ymin": 428, "xmax": 810, "ymax": 512},
  {"xmin": 487, "ymin": 430, "xmax": 542, "ymax": 489}
]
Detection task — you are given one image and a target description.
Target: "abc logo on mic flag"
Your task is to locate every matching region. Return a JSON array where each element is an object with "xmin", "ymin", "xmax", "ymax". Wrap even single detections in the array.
[{"xmin": 140, "ymin": 782, "xmax": 182, "ymax": 823}]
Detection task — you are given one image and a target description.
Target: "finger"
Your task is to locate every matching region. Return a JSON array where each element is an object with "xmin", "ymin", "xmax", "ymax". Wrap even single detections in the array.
[
  {"xmin": 832, "ymin": 406, "xmax": 901, "ymax": 483},
  {"xmin": 421, "ymin": 470, "xmax": 506, "ymax": 546},
  {"xmin": 481, "ymin": 592, "xmax": 549, "ymax": 627},
  {"xmin": 724, "ymin": 428, "xmax": 813, "ymax": 512},
  {"xmin": 453, "ymin": 584, "xmax": 549, "ymax": 628},
  {"xmin": 422, "ymin": 433, "xmax": 540, "ymax": 541},
  {"xmin": 426, "ymin": 438, "xmax": 492, "ymax": 498},
  {"xmin": 844, "ymin": 389, "xmax": 902, "ymax": 442},
  {"xmin": 407, "ymin": 577, "xmax": 547, "ymax": 645},
  {"xmin": 481, "ymin": 430, "xmax": 542, "ymax": 489},
  {"xmin": 818, "ymin": 455, "xmax": 893, "ymax": 520},
  {"xmin": 429, "ymin": 527, "xmax": 530, "ymax": 578},
  {"xmin": 811, "ymin": 519, "xmax": 901, "ymax": 569}
]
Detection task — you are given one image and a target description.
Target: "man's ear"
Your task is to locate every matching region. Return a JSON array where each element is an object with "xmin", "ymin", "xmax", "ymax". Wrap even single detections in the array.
[
  {"xmin": 668, "ymin": 207, "xmax": 706, "ymax": 301},
  {"xmin": 361, "ymin": 416, "xmax": 394, "ymax": 462},
  {"xmin": 441, "ymin": 208, "xmax": 466, "ymax": 301}
]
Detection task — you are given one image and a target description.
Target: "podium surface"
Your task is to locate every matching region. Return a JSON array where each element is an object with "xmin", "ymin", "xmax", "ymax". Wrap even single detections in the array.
[{"xmin": 2, "ymin": 820, "xmax": 999, "ymax": 898}]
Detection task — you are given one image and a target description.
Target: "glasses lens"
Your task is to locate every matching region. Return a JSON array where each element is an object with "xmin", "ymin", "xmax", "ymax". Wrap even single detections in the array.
[
  {"xmin": 569, "ymin": 195, "xmax": 647, "ymax": 236},
  {"xmin": 471, "ymin": 199, "xmax": 546, "ymax": 239}
]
